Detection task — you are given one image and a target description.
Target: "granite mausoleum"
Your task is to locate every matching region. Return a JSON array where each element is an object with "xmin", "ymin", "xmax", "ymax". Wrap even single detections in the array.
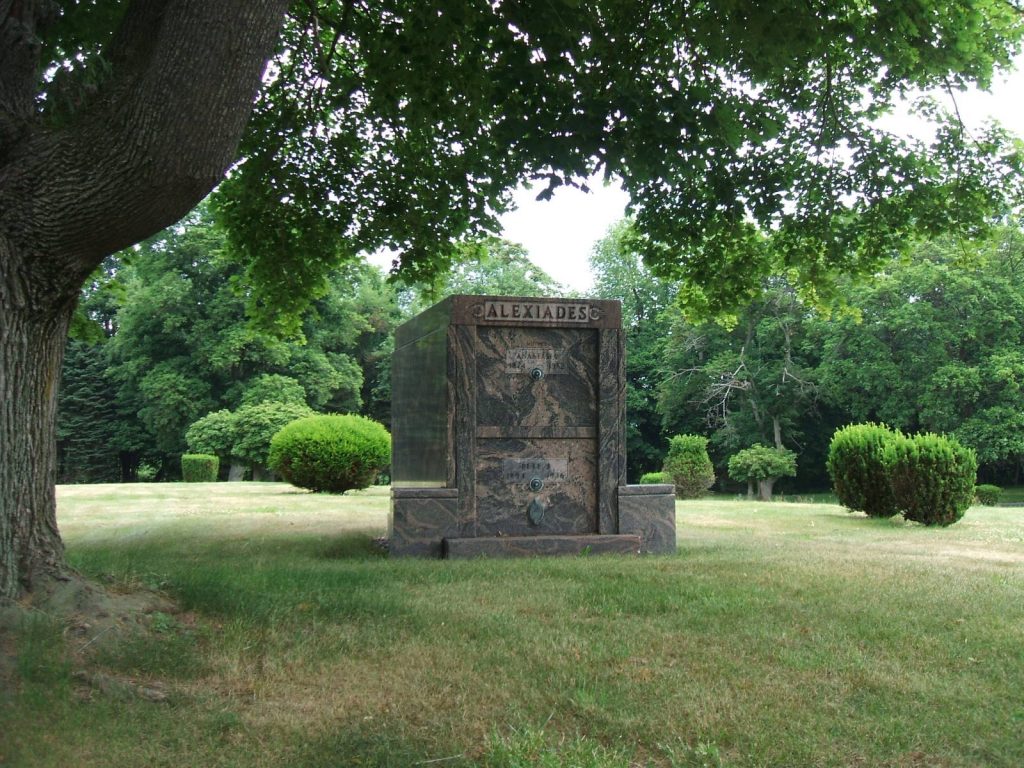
[{"xmin": 389, "ymin": 295, "xmax": 676, "ymax": 558}]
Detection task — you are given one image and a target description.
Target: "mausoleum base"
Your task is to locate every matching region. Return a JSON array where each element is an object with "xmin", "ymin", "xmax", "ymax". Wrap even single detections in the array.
[
  {"xmin": 444, "ymin": 534, "xmax": 641, "ymax": 558},
  {"xmin": 389, "ymin": 484, "xmax": 676, "ymax": 558}
]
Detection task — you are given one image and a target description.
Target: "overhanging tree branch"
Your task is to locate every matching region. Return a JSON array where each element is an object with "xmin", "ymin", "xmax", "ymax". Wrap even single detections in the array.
[{"xmin": 0, "ymin": 0, "xmax": 289, "ymax": 294}]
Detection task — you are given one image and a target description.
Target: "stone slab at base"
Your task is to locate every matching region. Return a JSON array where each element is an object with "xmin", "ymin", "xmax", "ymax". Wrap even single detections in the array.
[
  {"xmin": 444, "ymin": 534, "xmax": 641, "ymax": 559},
  {"xmin": 617, "ymin": 484, "xmax": 677, "ymax": 554},
  {"xmin": 390, "ymin": 488, "xmax": 462, "ymax": 557}
]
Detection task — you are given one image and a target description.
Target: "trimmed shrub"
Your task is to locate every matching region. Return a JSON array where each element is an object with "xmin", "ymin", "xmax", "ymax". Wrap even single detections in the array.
[
  {"xmin": 181, "ymin": 453, "xmax": 219, "ymax": 482},
  {"xmin": 975, "ymin": 483, "xmax": 1002, "ymax": 506},
  {"xmin": 826, "ymin": 423, "xmax": 901, "ymax": 518},
  {"xmin": 639, "ymin": 471, "xmax": 671, "ymax": 485},
  {"xmin": 727, "ymin": 444, "xmax": 797, "ymax": 501},
  {"xmin": 269, "ymin": 414, "xmax": 391, "ymax": 493},
  {"xmin": 662, "ymin": 434, "xmax": 715, "ymax": 499},
  {"xmin": 884, "ymin": 432, "xmax": 977, "ymax": 527}
]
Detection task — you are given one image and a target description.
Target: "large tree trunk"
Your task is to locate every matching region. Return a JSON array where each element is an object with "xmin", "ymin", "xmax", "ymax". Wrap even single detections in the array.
[
  {"xmin": 0, "ymin": 253, "xmax": 76, "ymax": 595},
  {"xmin": 0, "ymin": 0, "xmax": 289, "ymax": 600}
]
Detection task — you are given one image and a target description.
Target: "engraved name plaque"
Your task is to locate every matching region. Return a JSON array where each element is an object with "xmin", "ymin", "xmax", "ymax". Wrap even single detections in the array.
[
  {"xmin": 501, "ymin": 458, "xmax": 569, "ymax": 484},
  {"xmin": 505, "ymin": 348, "xmax": 568, "ymax": 375},
  {"xmin": 477, "ymin": 300, "xmax": 597, "ymax": 323}
]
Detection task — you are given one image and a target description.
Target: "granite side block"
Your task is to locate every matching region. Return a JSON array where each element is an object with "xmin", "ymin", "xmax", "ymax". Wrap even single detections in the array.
[
  {"xmin": 390, "ymin": 488, "xmax": 461, "ymax": 557},
  {"xmin": 444, "ymin": 534, "xmax": 640, "ymax": 559},
  {"xmin": 450, "ymin": 324, "xmax": 478, "ymax": 533},
  {"xmin": 618, "ymin": 484, "xmax": 674, "ymax": 496},
  {"xmin": 617, "ymin": 485, "xmax": 677, "ymax": 554},
  {"xmin": 597, "ymin": 328, "xmax": 626, "ymax": 534}
]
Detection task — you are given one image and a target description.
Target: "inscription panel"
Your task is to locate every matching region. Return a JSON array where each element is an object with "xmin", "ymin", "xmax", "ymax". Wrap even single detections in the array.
[
  {"xmin": 476, "ymin": 327, "xmax": 597, "ymax": 429},
  {"xmin": 476, "ymin": 438, "xmax": 596, "ymax": 537},
  {"xmin": 505, "ymin": 348, "xmax": 568, "ymax": 375},
  {"xmin": 501, "ymin": 458, "xmax": 569, "ymax": 483},
  {"xmin": 450, "ymin": 295, "xmax": 622, "ymax": 329}
]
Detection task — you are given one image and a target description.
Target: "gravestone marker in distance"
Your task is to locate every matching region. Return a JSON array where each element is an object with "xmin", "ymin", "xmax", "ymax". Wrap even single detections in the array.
[{"xmin": 389, "ymin": 295, "xmax": 675, "ymax": 558}]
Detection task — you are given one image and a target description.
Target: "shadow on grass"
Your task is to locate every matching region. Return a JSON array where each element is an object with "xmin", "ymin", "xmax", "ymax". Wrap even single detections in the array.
[
  {"xmin": 67, "ymin": 530, "xmax": 413, "ymax": 631},
  {"xmin": 812, "ymin": 510, "xmax": 908, "ymax": 528},
  {"xmin": 288, "ymin": 722, "xmax": 700, "ymax": 768},
  {"xmin": 287, "ymin": 723, "xmax": 464, "ymax": 768},
  {"xmin": 320, "ymin": 534, "xmax": 385, "ymax": 560}
]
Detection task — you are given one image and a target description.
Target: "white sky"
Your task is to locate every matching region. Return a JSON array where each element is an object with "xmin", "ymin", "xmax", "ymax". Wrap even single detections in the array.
[{"xmin": 500, "ymin": 61, "xmax": 1024, "ymax": 294}]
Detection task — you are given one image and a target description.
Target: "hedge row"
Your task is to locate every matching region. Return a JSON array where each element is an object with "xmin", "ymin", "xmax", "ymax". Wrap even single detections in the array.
[
  {"xmin": 975, "ymin": 484, "xmax": 1002, "ymax": 506},
  {"xmin": 181, "ymin": 453, "xmax": 219, "ymax": 482}
]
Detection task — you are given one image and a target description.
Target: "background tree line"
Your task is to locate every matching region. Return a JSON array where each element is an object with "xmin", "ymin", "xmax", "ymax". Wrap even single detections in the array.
[
  {"xmin": 57, "ymin": 207, "xmax": 561, "ymax": 482},
  {"xmin": 59, "ymin": 209, "xmax": 1024, "ymax": 492},
  {"xmin": 591, "ymin": 221, "xmax": 1024, "ymax": 491}
]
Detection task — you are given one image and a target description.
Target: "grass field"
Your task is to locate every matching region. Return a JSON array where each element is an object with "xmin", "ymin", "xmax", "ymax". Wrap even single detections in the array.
[{"xmin": 2, "ymin": 483, "xmax": 1023, "ymax": 767}]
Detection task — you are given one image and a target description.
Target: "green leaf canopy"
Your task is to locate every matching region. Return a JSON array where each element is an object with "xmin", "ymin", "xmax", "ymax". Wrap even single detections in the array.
[{"xmin": 143, "ymin": 0, "xmax": 1024, "ymax": 326}]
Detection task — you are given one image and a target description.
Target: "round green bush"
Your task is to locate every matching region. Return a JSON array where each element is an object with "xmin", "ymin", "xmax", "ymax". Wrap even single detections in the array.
[
  {"xmin": 975, "ymin": 483, "xmax": 1002, "ymax": 506},
  {"xmin": 181, "ymin": 453, "xmax": 219, "ymax": 482},
  {"xmin": 662, "ymin": 434, "xmax": 715, "ymax": 499},
  {"xmin": 639, "ymin": 471, "xmax": 671, "ymax": 485},
  {"xmin": 268, "ymin": 414, "xmax": 391, "ymax": 493},
  {"xmin": 826, "ymin": 423, "xmax": 901, "ymax": 518},
  {"xmin": 884, "ymin": 432, "xmax": 977, "ymax": 527}
]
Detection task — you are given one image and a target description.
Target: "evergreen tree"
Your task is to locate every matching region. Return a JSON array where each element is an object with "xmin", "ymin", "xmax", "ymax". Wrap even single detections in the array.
[{"xmin": 57, "ymin": 341, "xmax": 122, "ymax": 484}]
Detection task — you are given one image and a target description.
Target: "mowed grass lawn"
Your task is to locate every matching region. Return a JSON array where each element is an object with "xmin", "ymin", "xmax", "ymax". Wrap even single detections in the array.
[{"xmin": 3, "ymin": 484, "xmax": 1023, "ymax": 767}]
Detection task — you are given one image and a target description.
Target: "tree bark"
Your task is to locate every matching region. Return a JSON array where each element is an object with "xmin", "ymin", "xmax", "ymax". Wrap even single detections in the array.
[
  {"xmin": 0, "ymin": 0, "xmax": 289, "ymax": 600},
  {"xmin": 0, "ymin": 245, "xmax": 75, "ymax": 595},
  {"xmin": 757, "ymin": 477, "xmax": 776, "ymax": 502}
]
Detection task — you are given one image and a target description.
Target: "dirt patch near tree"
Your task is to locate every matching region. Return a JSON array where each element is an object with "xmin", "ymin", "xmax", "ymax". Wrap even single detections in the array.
[{"xmin": 0, "ymin": 570, "xmax": 177, "ymax": 696}]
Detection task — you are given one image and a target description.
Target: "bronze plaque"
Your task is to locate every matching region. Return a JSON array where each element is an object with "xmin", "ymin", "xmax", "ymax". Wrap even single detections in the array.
[
  {"xmin": 501, "ymin": 458, "xmax": 569, "ymax": 484},
  {"xmin": 505, "ymin": 347, "xmax": 568, "ymax": 376}
]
